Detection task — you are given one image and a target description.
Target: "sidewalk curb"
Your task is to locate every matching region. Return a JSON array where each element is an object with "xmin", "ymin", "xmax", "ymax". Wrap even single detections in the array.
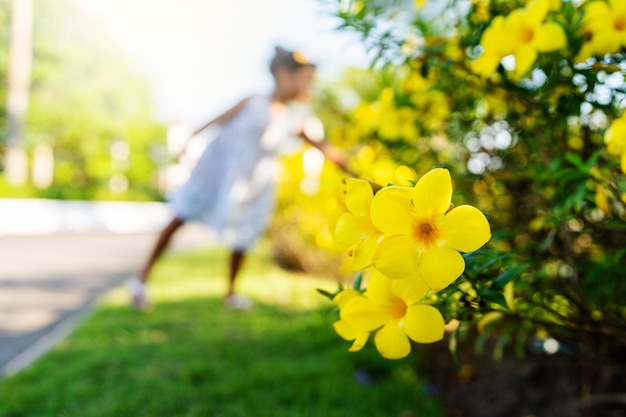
[
  {"xmin": 0, "ymin": 272, "xmax": 130, "ymax": 378},
  {"xmin": 0, "ymin": 199, "xmax": 171, "ymax": 236}
]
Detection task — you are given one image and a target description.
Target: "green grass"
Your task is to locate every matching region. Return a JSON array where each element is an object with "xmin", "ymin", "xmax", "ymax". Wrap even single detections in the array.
[{"xmin": 0, "ymin": 245, "xmax": 444, "ymax": 417}]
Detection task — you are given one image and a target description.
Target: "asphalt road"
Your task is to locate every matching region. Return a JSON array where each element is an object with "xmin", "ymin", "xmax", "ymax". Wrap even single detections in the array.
[{"xmin": 0, "ymin": 225, "xmax": 214, "ymax": 376}]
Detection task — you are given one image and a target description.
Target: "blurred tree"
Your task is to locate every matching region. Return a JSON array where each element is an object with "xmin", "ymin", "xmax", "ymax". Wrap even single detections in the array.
[
  {"xmin": 5, "ymin": 0, "xmax": 32, "ymax": 186},
  {"xmin": 0, "ymin": 0, "xmax": 165, "ymax": 200},
  {"xmin": 0, "ymin": 2, "xmax": 9, "ymax": 149}
]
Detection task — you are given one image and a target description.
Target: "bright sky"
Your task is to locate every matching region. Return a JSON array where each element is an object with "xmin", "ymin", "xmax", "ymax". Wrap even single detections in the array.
[{"xmin": 71, "ymin": 0, "xmax": 369, "ymax": 125}]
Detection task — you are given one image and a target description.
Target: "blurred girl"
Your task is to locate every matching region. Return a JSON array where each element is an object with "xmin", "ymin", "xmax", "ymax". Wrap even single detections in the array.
[{"xmin": 129, "ymin": 47, "xmax": 348, "ymax": 309}]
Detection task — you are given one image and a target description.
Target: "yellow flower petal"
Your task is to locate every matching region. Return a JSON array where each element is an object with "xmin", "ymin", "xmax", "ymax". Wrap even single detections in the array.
[
  {"xmin": 479, "ymin": 16, "xmax": 514, "ymax": 56},
  {"xmin": 374, "ymin": 321, "xmax": 411, "ymax": 359},
  {"xmin": 341, "ymin": 297, "xmax": 392, "ymax": 331},
  {"xmin": 595, "ymin": 185, "xmax": 611, "ymax": 215},
  {"xmin": 370, "ymin": 186, "xmax": 414, "ymax": 234},
  {"xmin": 392, "ymin": 274, "xmax": 430, "ymax": 305},
  {"xmin": 333, "ymin": 320, "xmax": 360, "ymax": 341},
  {"xmin": 345, "ymin": 179, "xmax": 374, "ymax": 217},
  {"xmin": 373, "ymin": 235, "xmax": 419, "ymax": 279},
  {"xmin": 584, "ymin": 1, "xmax": 610, "ymax": 24},
  {"xmin": 621, "ymin": 153, "xmax": 626, "ymax": 175},
  {"xmin": 590, "ymin": 30, "xmax": 621, "ymax": 55},
  {"xmin": 471, "ymin": 52, "xmax": 503, "ymax": 77},
  {"xmin": 472, "ymin": 13, "xmax": 516, "ymax": 77},
  {"xmin": 418, "ymin": 245, "xmax": 465, "ymax": 291},
  {"xmin": 513, "ymin": 44, "xmax": 538, "ymax": 76},
  {"xmin": 404, "ymin": 304, "xmax": 445, "ymax": 343},
  {"xmin": 583, "ymin": 2, "xmax": 609, "ymax": 31},
  {"xmin": 351, "ymin": 233, "xmax": 381, "ymax": 271},
  {"xmin": 534, "ymin": 22, "xmax": 566, "ymax": 52},
  {"xmin": 411, "ymin": 168, "xmax": 452, "ymax": 218},
  {"xmin": 440, "ymin": 205, "xmax": 491, "ymax": 252},
  {"xmin": 366, "ymin": 270, "xmax": 396, "ymax": 303},
  {"xmin": 505, "ymin": 10, "xmax": 528, "ymax": 41},
  {"xmin": 605, "ymin": 118, "xmax": 626, "ymax": 155},
  {"xmin": 525, "ymin": 0, "xmax": 550, "ymax": 25},
  {"xmin": 334, "ymin": 213, "xmax": 365, "ymax": 250},
  {"xmin": 575, "ymin": 41, "xmax": 595, "ymax": 63},
  {"xmin": 333, "ymin": 289, "xmax": 362, "ymax": 308},
  {"xmin": 349, "ymin": 331, "xmax": 370, "ymax": 352}
]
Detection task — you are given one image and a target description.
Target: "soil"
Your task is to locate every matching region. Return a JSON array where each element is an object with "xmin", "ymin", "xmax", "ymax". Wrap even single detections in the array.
[{"xmin": 419, "ymin": 336, "xmax": 626, "ymax": 417}]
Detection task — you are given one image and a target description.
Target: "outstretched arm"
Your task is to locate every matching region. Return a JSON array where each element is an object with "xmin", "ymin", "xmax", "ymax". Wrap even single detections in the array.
[
  {"xmin": 192, "ymin": 96, "xmax": 252, "ymax": 136},
  {"xmin": 177, "ymin": 96, "xmax": 252, "ymax": 159},
  {"xmin": 299, "ymin": 123, "xmax": 355, "ymax": 176}
]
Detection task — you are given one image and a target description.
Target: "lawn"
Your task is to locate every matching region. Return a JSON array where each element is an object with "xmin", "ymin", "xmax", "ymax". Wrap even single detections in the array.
[{"xmin": 0, "ymin": 245, "xmax": 444, "ymax": 417}]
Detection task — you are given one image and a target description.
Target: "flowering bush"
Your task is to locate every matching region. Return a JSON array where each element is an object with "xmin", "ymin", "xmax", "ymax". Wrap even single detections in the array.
[
  {"xmin": 332, "ymin": 168, "xmax": 490, "ymax": 358},
  {"xmin": 318, "ymin": 0, "xmax": 626, "ymax": 363}
]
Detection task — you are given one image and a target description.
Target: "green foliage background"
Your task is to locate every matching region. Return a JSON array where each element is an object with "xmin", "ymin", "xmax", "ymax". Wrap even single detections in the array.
[
  {"xmin": 286, "ymin": 0, "xmax": 626, "ymax": 359},
  {"xmin": 0, "ymin": 0, "xmax": 166, "ymax": 200}
]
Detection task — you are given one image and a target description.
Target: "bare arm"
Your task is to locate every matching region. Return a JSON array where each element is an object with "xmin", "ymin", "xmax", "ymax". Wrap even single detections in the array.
[
  {"xmin": 299, "ymin": 129, "xmax": 355, "ymax": 176},
  {"xmin": 177, "ymin": 96, "xmax": 252, "ymax": 159},
  {"xmin": 192, "ymin": 96, "xmax": 253, "ymax": 136}
]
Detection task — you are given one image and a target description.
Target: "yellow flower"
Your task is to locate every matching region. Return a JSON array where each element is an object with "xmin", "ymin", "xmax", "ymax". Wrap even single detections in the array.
[
  {"xmin": 605, "ymin": 115, "xmax": 626, "ymax": 174},
  {"xmin": 471, "ymin": 16, "xmax": 512, "ymax": 77},
  {"xmin": 605, "ymin": 116, "xmax": 626, "ymax": 156},
  {"xmin": 333, "ymin": 289, "xmax": 370, "ymax": 352},
  {"xmin": 473, "ymin": 0, "xmax": 491, "ymax": 23},
  {"xmin": 339, "ymin": 270, "xmax": 445, "ymax": 359},
  {"xmin": 351, "ymin": 103, "xmax": 379, "ymax": 137},
  {"xmin": 411, "ymin": 90, "xmax": 450, "ymax": 132},
  {"xmin": 472, "ymin": 0, "xmax": 566, "ymax": 77},
  {"xmin": 595, "ymin": 185, "xmax": 611, "ymax": 216},
  {"xmin": 377, "ymin": 88, "xmax": 420, "ymax": 141},
  {"xmin": 504, "ymin": 0, "xmax": 566, "ymax": 76},
  {"xmin": 576, "ymin": 0, "xmax": 626, "ymax": 62},
  {"xmin": 334, "ymin": 179, "xmax": 383, "ymax": 270},
  {"xmin": 371, "ymin": 168, "xmax": 491, "ymax": 290}
]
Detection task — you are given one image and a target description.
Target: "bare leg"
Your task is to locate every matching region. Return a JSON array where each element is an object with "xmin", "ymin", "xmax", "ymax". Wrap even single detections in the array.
[
  {"xmin": 227, "ymin": 249, "xmax": 246, "ymax": 297},
  {"xmin": 139, "ymin": 216, "xmax": 185, "ymax": 283}
]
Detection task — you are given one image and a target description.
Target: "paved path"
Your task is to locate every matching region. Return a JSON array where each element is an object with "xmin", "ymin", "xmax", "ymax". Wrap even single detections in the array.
[{"xmin": 0, "ymin": 225, "xmax": 214, "ymax": 377}]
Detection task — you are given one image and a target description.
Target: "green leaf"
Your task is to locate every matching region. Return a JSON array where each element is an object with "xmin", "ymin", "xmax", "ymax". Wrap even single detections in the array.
[
  {"xmin": 493, "ymin": 332, "xmax": 511, "ymax": 362},
  {"xmin": 316, "ymin": 282, "xmax": 344, "ymax": 301},
  {"xmin": 473, "ymin": 333, "xmax": 489, "ymax": 355},
  {"xmin": 353, "ymin": 272, "xmax": 363, "ymax": 291},
  {"xmin": 585, "ymin": 150, "xmax": 602, "ymax": 170},
  {"xmin": 481, "ymin": 289, "xmax": 508, "ymax": 309},
  {"xmin": 316, "ymin": 288, "xmax": 336, "ymax": 301},
  {"xmin": 492, "ymin": 264, "xmax": 528, "ymax": 291},
  {"xmin": 565, "ymin": 153, "xmax": 585, "ymax": 171}
]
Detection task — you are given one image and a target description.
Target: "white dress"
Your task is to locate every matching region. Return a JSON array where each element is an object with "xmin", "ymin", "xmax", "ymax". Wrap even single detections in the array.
[{"xmin": 169, "ymin": 95, "xmax": 306, "ymax": 250}]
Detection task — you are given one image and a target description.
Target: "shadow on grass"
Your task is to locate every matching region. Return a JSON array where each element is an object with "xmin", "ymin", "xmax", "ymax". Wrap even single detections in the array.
[{"xmin": 0, "ymin": 297, "xmax": 443, "ymax": 417}]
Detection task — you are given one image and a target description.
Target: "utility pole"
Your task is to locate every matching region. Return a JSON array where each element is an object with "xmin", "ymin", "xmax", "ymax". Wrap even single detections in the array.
[{"xmin": 5, "ymin": 0, "xmax": 33, "ymax": 185}]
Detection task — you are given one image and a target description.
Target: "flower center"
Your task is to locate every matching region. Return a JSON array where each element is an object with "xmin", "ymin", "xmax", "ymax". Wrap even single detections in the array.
[
  {"xmin": 389, "ymin": 296, "xmax": 408, "ymax": 319},
  {"xmin": 413, "ymin": 220, "xmax": 439, "ymax": 247},
  {"xmin": 615, "ymin": 15, "xmax": 626, "ymax": 31},
  {"xmin": 520, "ymin": 26, "xmax": 534, "ymax": 44}
]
